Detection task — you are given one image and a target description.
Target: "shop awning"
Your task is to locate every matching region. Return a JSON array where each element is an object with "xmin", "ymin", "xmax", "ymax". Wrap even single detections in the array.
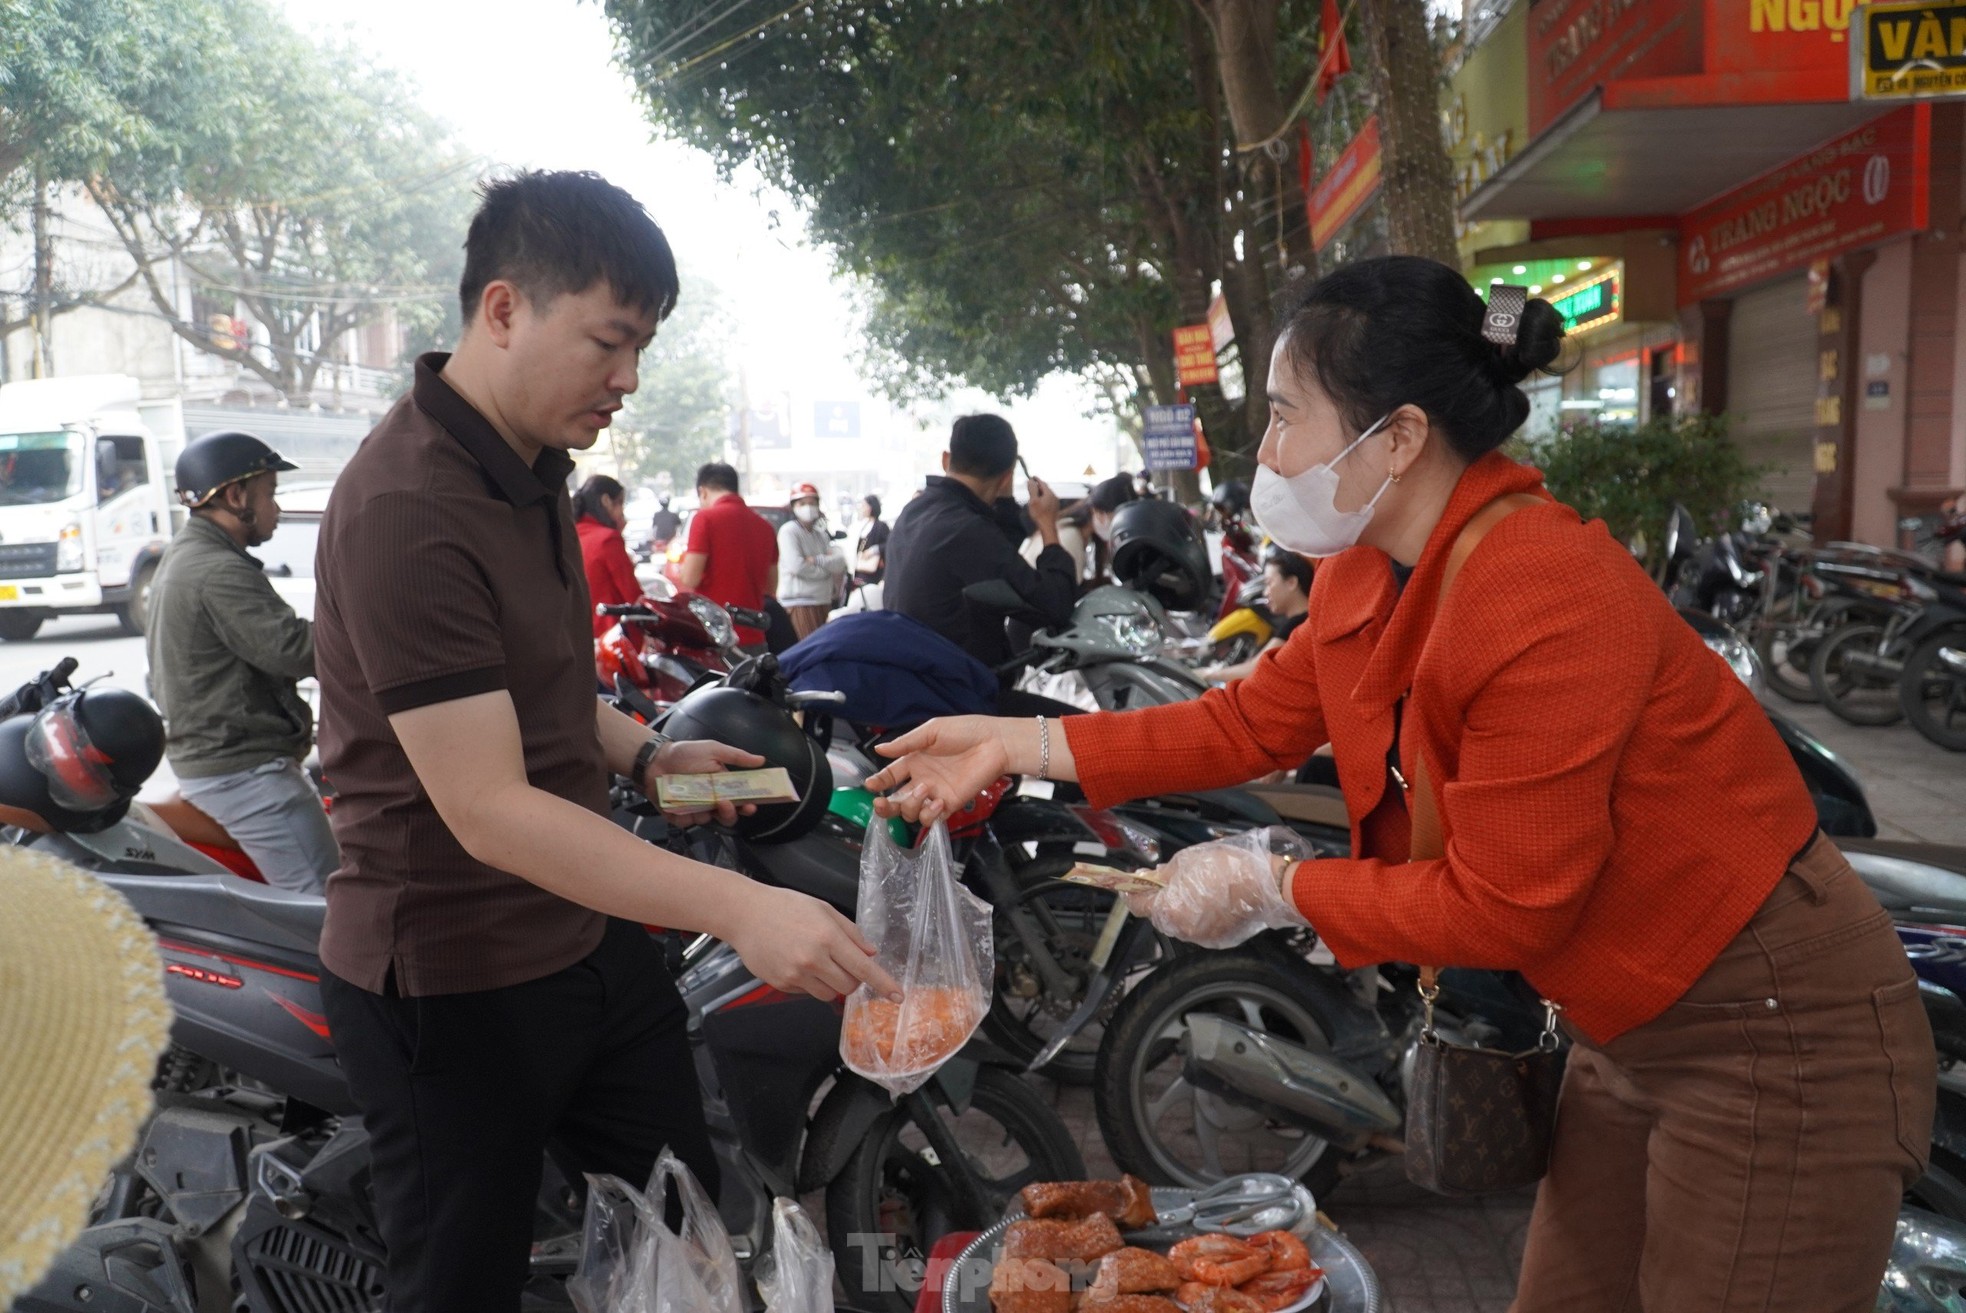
[{"xmin": 1462, "ymin": 92, "xmax": 1899, "ymax": 223}]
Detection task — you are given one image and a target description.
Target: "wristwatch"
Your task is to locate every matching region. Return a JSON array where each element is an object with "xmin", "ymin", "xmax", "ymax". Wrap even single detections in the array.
[{"xmin": 631, "ymin": 734, "xmax": 669, "ymax": 792}]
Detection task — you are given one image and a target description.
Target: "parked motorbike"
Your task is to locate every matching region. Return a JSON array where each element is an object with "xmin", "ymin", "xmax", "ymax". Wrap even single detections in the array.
[
  {"xmin": 1657, "ymin": 501, "xmax": 1939, "ymax": 709},
  {"xmin": 1807, "ymin": 512, "xmax": 1966, "ymax": 727},
  {"xmin": 3, "ymin": 661, "xmax": 1083, "ymax": 1313},
  {"xmin": 1897, "ymin": 579, "xmax": 1966, "ymax": 752},
  {"xmin": 594, "ymin": 592, "xmax": 765, "ymax": 705},
  {"xmin": 1206, "ymin": 570, "xmax": 1275, "ymax": 667}
]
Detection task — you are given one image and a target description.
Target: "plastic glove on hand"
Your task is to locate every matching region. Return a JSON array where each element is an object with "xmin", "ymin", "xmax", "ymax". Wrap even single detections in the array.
[{"xmin": 1125, "ymin": 826, "xmax": 1310, "ymax": 949}]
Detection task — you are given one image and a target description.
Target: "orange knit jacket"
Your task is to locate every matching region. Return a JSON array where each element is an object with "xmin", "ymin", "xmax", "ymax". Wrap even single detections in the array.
[{"xmin": 1065, "ymin": 453, "xmax": 1820, "ymax": 1042}]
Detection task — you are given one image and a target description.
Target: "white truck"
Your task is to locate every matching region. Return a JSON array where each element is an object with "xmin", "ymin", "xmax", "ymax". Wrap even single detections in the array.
[{"xmin": 0, "ymin": 374, "xmax": 185, "ymax": 640}]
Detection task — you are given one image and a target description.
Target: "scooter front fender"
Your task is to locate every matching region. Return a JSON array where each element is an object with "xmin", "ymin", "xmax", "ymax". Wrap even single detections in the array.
[{"xmin": 796, "ymin": 1057, "xmax": 990, "ymax": 1192}]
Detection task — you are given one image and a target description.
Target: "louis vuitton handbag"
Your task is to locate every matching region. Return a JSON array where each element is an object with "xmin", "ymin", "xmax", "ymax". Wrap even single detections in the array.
[{"xmin": 1400, "ymin": 493, "xmax": 1565, "ymax": 1197}]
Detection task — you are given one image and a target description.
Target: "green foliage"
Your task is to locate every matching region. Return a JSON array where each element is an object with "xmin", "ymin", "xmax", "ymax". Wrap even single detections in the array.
[
  {"xmin": 607, "ymin": 276, "xmax": 735, "ymax": 490},
  {"xmin": 603, "ymin": 0, "xmax": 1338, "ymax": 465},
  {"xmin": 0, "ymin": 0, "xmax": 235, "ymax": 190},
  {"xmin": 1512, "ymin": 412, "xmax": 1768, "ymax": 569},
  {"xmin": 84, "ymin": 0, "xmax": 479, "ymax": 401}
]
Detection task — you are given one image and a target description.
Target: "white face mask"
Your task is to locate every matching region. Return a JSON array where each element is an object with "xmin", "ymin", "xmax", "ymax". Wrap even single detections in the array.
[
  {"xmin": 1250, "ymin": 412, "xmax": 1396, "ymax": 557},
  {"xmin": 794, "ymin": 503, "xmax": 820, "ymax": 525}
]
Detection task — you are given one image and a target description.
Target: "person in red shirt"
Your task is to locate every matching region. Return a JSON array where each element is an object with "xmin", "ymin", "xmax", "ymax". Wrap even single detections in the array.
[
  {"xmin": 679, "ymin": 461, "xmax": 777, "ymax": 646},
  {"xmin": 573, "ymin": 475, "xmax": 641, "ymax": 636}
]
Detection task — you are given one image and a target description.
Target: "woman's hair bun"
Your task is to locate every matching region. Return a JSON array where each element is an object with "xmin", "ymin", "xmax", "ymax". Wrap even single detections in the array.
[{"xmin": 1492, "ymin": 297, "xmax": 1565, "ymax": 385}]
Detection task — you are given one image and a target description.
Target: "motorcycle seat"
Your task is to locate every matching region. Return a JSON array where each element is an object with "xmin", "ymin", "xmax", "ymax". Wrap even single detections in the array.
[
  {"xmin": 148, "ymin": 793, "xmax": 241, "ymax": 851},
  {"xmin": 97, "ymin": 872, "xmax": 324, "ymax": 958},
  {"xmin": 1842, "ymin": 838, "xmax": 1966, "ymax": 920},
  {"xmin": 738, "ymin": 833, "xmax": 860, "ymax": 916}
]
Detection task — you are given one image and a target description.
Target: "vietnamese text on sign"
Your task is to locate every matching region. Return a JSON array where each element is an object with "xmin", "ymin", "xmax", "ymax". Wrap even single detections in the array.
[
  {"xmin": 1856, "ymin": 0, "xmax": 1966, "ymax": 99},
  {"xmin": 1142, "ymin": 404, "xmax": 1198, "ymax": 472},
  {"xmin": 1172, "ymin": 325, "xmax": 1218, "ymax": 387}
]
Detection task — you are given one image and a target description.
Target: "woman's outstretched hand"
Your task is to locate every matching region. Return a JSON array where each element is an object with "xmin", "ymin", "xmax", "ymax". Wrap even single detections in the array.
[{"xmin": 866, "ymin": 716, "xmax": 1011, "ymax": 823}]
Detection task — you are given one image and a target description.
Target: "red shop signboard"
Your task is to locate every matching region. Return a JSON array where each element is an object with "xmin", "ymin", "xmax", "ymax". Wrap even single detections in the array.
[
  {"xmin": 1528, "ymin": 0, "xmax": 1701, "ymax": 134},
  {"xmin": 1678, "ymin": 105, "xmax": 1931, "ymax": 305}
]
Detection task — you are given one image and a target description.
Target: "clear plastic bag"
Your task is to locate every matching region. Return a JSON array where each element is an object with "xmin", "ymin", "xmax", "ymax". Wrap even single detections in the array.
[
  {"xmin": 839, "ymin": 819, "xmax": 993, "ymax": 1096},
  {"xmin": 569, "ymin": 1175, "xmax": 642, "ymax": 1313},
  {"xmin": 755, "ymin": 1197, "xmax": 835, "ymax": 1313},
  {"xmin": 568, "ymin": 1151, "xmax": 744, "ymax": 1313}
]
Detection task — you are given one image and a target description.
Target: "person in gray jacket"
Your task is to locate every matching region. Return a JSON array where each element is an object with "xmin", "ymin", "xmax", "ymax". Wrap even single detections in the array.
[{"xmin": 146, "ymin": 431, "xmax": 336, "ymax": 892}]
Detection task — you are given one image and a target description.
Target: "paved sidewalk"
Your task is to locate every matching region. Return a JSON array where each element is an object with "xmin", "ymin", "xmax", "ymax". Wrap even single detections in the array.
[{"xmin": 1763, "ymin": 695, "xmax": 1966, "ymax": 845}]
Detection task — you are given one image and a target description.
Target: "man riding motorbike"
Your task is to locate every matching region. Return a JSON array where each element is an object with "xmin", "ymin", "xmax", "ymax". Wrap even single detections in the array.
[{"xmin": 146, "ymin": 430, "xmax": 336, "ymax": 894}]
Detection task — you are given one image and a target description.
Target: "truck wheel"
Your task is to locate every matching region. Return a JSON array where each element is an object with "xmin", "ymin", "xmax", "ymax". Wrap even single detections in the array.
[
  {"xmin": 117, "ymin": 563, "xmax": 157, "ymax": 635},
  {"xmin": 0, "ymin": 611, "xmax": 44, "ymax": 642}
]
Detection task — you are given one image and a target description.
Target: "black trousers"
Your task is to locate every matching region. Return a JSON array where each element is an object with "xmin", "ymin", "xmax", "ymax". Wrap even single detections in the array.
[{"xmin": 320, "ymin": 919, "xmax": 717, "ymax": 1313}]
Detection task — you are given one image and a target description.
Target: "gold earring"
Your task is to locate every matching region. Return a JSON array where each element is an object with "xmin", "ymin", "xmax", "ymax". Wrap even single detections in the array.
[{"xmin": 1390, "ymin": 470, "xmax": 1402, "ymax": 484}]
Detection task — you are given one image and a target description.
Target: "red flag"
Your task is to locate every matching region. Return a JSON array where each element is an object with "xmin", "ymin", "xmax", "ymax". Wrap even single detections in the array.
[
  {"xmin": 1315, "ymin": 0, "xmax": 1352, "ymax": 103},
  {"xmin": 1298, "ymin": 120, "xmax": 1314, "ymax": 195}
]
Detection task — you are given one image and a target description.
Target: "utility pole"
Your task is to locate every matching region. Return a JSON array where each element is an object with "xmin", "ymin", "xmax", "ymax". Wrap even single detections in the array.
[{"xmin": 31, "ymin": 170, "xmax": 54, "ymax": 378}]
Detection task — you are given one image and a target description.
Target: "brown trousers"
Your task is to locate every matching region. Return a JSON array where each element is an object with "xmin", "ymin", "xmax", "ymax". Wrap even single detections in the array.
[
  {"xmin": 1512, "ymin": 834, "xmax": 1934, "ymax": 1312},
  {"xmin": 786, "ymin": 604, "xmax": 830, "ymax": 640}
]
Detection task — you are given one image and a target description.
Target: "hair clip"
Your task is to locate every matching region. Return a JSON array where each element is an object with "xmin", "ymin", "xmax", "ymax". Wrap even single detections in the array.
[{"xmin": 1482, "ymin": 285, "xmax": 1528, "ymax": 348}]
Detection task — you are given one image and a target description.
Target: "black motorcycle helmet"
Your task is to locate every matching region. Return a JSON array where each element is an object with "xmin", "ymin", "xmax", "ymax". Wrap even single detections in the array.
[
  {"xmin": 0, "ymin": 689, "xmax": 165, "ymax": 833},
  {"xmin": 174, "ymin": 430, "xmax": 298, "ymax": 508},
  {"xmin": 1109, "ymin": 498, "xmax": 1212, "ymax": 612},
  {"xmin": 1210, "ymin": 478, "xmax": 1251, "ymax": 519},
  {"xmin": 658, "ymin": 684, "xmax": 833, "ymax": 844}
]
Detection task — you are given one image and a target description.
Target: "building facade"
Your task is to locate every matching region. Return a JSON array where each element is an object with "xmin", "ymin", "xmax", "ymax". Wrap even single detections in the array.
[{"xmin": 1442, "ymin": 0, "xmax": 1965, "ymax": 555}]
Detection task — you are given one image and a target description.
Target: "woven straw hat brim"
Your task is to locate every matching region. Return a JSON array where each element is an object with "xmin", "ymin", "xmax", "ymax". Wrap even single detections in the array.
[{"xmin": 0, "ymin": 848, "xmax": 172, "ymax": 1303}]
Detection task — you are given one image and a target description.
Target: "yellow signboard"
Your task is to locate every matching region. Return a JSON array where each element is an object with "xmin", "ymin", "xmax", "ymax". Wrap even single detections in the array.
[{"xmin": 1855, "ymin": 0, "xmax": 1966, "ymax": 99}]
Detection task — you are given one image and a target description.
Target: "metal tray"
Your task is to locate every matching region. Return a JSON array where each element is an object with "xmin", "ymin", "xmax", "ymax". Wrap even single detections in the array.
[{"xmin": 939, "ymin": 1186, "xmax": 1382, "ymax": 1313}]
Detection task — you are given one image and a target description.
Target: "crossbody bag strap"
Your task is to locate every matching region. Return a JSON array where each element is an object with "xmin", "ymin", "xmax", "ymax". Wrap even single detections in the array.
[
  {"xmin": 1410, "ymin": 492, "xmax": 1543, "ymax": 1000},
  {"xmin": 1406, "ymin": 492, "xmax": 1543, "ymax": 864}
]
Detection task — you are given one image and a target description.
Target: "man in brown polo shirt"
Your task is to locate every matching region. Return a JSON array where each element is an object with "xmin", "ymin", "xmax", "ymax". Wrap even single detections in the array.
[{"xmin": 313, "ymin": 170, "xmax": 897, "ymax": 1312}]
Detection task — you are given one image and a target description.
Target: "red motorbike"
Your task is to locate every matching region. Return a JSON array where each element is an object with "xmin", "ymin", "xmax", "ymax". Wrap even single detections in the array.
[{"xmin": 595, "ymin": 592, "xmax": 765, "ymax": 710}]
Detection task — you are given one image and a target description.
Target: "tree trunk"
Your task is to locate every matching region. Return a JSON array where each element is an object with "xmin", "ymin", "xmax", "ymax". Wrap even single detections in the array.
[
  {"xmin": 1196, "ymin": 0, "xmax": 1315, "ymax": 280},
  {"xmin": 1358, "ymin": 0, "xmax": 1459, "ymax": 266}
]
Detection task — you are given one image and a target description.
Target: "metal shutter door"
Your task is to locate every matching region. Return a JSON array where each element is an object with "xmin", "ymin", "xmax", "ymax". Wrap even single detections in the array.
[{"xmin": 1724, "ymin": 274, "xmax": 1819, "ymax": 513}]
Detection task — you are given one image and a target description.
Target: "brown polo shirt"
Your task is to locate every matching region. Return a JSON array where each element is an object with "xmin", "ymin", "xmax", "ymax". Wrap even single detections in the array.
[{"xmin": 314, "ymin": 353, "xmax": 607, "ymax": 996}]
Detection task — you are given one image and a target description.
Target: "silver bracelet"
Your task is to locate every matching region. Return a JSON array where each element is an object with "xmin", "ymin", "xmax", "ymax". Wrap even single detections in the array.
[{"xmin": 1036, "ymin": 716, "xmax": 1051, "ymax": 781}]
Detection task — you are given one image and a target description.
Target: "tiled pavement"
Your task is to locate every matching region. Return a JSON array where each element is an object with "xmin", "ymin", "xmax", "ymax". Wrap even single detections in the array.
[{"xmin": 1765, "ymin": 695, "xmax": 1966, "ymax": 845}]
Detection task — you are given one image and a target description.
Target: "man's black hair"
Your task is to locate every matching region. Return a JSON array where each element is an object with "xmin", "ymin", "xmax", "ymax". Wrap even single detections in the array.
[
  {"xmin": 1264, "ymin": 547, "xmax": 1314, "ymax": 594},
  {"xmin": 948, "ymin": 414, "xmax": 1018, "ymax": 478},
  {"xmin": 696, "ymin": 462, "xmax": 740, "ymax": 494},
  {"xmin": 1089, "ymin": 474, "xmax": 1138, "ymax": 514},
  {"xmin": 459, "ymin": 170, "xmax": 679, "ymax": 325}
]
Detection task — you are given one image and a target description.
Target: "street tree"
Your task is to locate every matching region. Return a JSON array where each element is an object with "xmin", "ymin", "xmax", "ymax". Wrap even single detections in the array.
[
  {"xmin": 86, "ymin": 0, "xmax": 478, "ymax": 404},
  {"xmin": 1357, "ymin": 0, "xmax": 1458, "ymax": 264},
  {"xmin": 0, "ymin": 0, "xmax": 237, "ymax": 363},
  {"xmin": 608, "ymin": 275, "xmax": 737, "ymax": 490},
  {"xmin": 606, "ymin": 0, "xmax": 1339, "ymax": 484}
]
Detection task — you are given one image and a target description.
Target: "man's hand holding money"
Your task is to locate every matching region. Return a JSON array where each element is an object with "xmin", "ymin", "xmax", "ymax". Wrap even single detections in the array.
[{"xmin": 647, "ymin": 739, "xmax": 765, "ymax": 827}]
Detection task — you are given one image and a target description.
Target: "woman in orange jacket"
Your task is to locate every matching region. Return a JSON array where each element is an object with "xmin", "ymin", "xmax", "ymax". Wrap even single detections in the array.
[{"xmin": 869, "ymin": 257, "xmax": 1932, "ymax": 1311}]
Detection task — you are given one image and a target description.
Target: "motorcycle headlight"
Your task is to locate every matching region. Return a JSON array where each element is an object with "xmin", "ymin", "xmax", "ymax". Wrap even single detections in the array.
[
  {"xmin": 685, "ymin": 595, "xmax": 737, "ymax": 650},
  {"xmin": 1095, "ymin": 612, "xmax": 1163, "ymax": 657},
  {"xmin": 1702, "ymin": 632, "xmax": 1762, "ymax": 690},
  {"xmin": 55, "ymin": 522, "xmax": 83, "ymax": 573}
]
